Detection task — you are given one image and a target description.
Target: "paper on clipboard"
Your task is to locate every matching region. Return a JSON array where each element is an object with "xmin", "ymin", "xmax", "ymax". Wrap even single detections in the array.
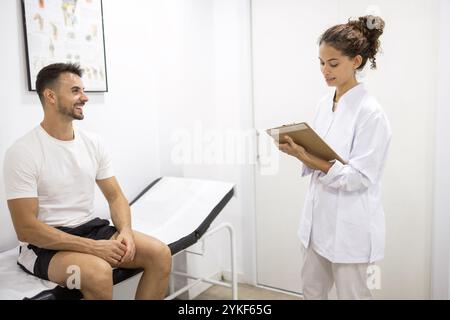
[{"xmin": 266, "ymin": 122, "xmax": 345, "ymax": 164}]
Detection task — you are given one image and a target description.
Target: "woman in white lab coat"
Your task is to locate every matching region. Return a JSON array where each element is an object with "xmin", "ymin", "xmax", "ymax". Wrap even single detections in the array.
[{"xmin": 278, "ymin": 15, "xmax": 391, "ymax": 300}]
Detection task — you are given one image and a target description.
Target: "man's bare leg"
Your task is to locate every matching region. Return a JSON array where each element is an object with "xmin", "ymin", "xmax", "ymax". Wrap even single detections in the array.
[
  {"xmin": 48, "ymin": 251, "xmax": 113, "ymax": 300},
  {"xmin": 111, "ymin": 231, "xmax": 172, "ymax": 300}
]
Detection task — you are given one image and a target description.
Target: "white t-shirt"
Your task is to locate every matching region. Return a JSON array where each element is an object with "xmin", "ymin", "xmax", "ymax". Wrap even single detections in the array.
[{"xmin": 3, "ymin": 125, "xmax": 114, "ymax": 228}]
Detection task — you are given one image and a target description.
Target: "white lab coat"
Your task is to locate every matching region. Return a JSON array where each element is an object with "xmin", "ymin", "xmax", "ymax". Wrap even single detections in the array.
[{"xmin": 298, "ymin": 83, "xmax": 391, "ymax": 263}]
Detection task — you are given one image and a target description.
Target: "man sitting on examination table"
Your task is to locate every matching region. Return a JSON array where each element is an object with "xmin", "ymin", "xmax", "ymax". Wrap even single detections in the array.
[{"xmin": 3, "ymin": 63, "xmax": 171, "ymax": 300}]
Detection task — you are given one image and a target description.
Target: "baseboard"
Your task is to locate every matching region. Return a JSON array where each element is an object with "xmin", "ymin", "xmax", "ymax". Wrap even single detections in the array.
[
  {"xmin": 186, "ymin": 271, "xmax": 222, "ymax": 299},
  {"xmin": 221, "ymin": 270, "xmax": 246, "ymax": 284}
]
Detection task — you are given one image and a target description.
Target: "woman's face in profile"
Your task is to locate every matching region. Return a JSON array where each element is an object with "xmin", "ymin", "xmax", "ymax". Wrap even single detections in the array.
[{"xmin": 319, "ymin": 43, "xmax": 361, "ymax": 88}]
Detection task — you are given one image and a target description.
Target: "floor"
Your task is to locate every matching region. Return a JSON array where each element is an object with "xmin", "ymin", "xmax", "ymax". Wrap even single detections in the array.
[{"xmin": 194, "ymin": 283, "xmax": 303, "ymax": 300}]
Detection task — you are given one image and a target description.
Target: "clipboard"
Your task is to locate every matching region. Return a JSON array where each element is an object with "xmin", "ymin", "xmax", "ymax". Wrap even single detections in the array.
[{"xmin": 266, "ymin": 122, "xmax": 345, "ymax": 164}]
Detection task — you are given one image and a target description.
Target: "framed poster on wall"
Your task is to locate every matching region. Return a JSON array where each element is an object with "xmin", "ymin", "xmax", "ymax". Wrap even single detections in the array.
[{"xmin": 21, "ymin": 0, "xmax": 108, "ymax": 92}]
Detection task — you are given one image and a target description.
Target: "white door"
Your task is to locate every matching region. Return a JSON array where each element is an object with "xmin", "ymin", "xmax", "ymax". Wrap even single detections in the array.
[{"xmin": 252, "ymin": 0, "xmax": 338, "ymax": 293}]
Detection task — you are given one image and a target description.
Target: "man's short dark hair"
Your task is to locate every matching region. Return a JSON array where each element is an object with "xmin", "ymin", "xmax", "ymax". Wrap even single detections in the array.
[{"xmin": 35, "ymin": 63, "xmax": 83, "ymax": 103}]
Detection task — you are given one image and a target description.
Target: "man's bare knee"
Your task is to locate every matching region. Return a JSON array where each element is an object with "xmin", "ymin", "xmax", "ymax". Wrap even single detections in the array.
[
  {"xmin": 148, "ymin": 243, "xmax": 172, "ymax": 277},
  {"xmin": 80, "ymin": 258, "xmax": 113, "ymax": 299}
]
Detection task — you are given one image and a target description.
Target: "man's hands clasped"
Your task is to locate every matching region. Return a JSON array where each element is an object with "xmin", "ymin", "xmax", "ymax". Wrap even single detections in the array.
[{"xmin": 92, "ymin": 229, "xmax": 136, "ymax": 267}]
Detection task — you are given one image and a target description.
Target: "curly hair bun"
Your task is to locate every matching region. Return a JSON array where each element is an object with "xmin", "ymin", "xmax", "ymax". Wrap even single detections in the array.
[
  {"xmin": 356, "ymin": 15, "xmax": 384, "ymax": 38},
  {"xmin": 347, "ymin": 15, "xmax": 385, "ymax": 69}
]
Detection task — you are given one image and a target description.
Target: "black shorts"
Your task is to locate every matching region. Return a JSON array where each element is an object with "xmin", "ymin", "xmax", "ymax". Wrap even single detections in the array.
[{"xmin": 17, "ymin": 218, "xmax": 117, "ymax": 281}]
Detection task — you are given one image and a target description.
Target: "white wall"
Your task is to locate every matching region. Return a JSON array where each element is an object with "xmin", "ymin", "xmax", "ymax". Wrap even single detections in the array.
[
  {"xmin": 161, "ymin": 0, "xmax": 255, "ymax": 286},
  {"xmin": 432, "ymin": 0, "xmax": 450, "ymax": 300}
]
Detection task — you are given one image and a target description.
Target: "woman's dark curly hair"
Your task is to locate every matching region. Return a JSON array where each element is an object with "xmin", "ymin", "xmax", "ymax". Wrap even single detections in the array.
[{"xmin": 319, "ymin": 15, "xmax": 385, "ymax": 70}]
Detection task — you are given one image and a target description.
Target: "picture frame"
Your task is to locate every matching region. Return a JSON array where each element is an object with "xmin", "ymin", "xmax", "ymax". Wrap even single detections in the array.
[{"xmin": 21, "ymin": 0, "xmax": 108, "ymax": 92}]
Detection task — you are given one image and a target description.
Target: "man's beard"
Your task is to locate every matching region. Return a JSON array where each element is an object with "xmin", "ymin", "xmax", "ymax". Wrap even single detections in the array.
[{"xmin": 57, "ymin": 103, "xmax": 84, "ymax": 120}]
